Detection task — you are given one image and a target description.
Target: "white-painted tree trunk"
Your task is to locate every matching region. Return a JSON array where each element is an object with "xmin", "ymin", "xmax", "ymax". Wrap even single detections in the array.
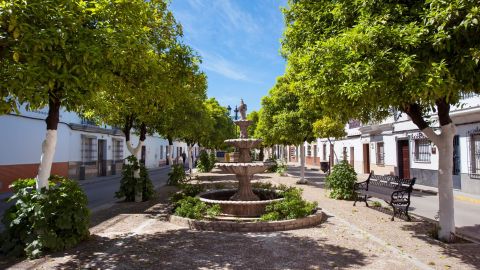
[
  {"xmin": 297, "ymin": 143, "xmax": 307, "ymax": 184},
  {"xmin": 126, "ymin": 140, "xmax": 143, "ymax": 178},
  {"xmin": 168, "ymin": 144, "xmax": 173, "ymax": 166},
  {"xmin": 36, "ymin": 130, "xmax": 58, "ymax": 191},
  {"xmin": 188, "ymin": 145, "xmax": 193, "ymax": 172},
  {"xmin": 422, "ymin": 123, "xmax": 456, "ymax": 241}
]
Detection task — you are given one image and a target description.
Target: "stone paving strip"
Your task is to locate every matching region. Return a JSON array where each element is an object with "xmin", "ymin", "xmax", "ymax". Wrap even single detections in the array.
[{"xmin": 4, "ymin": 172, "xmax": 480, "ymax": 270}]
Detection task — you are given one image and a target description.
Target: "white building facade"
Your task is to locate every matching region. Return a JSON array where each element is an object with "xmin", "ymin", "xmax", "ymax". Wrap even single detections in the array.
[
  {"xmin": 0, "ymin": 107, "xmax": 196, "ymax": 192},
  {"xmin": 287, "ymin": 94, "xmax": 480, "ymax": 195}
]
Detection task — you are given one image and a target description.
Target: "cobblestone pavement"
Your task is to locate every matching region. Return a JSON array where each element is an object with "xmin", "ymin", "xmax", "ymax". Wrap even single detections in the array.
[{"xmin": 4, "ymin": 169, "xmax": 480, "ymax": 270}]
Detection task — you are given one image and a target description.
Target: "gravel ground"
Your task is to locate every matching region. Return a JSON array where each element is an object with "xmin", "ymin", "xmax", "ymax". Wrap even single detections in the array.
[{"xmin": 3, "ymin": 169, "xmax": 480, "ymax": 270}]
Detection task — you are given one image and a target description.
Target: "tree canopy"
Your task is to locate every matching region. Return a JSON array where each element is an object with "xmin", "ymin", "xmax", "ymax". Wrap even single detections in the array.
[{"xmin": 280, "ymin": 0, "xmax": 480, "ymax": 241}]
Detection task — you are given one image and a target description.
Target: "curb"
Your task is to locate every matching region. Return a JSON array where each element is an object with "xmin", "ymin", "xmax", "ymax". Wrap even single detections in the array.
[{"xmin": 169, "ymin": 210, "xmax": 324, "ymax": 232}]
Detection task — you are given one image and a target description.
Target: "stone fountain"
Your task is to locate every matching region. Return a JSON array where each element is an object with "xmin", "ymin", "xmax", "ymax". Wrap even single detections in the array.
[{"xmin": 198, "ymin": 99, "xmax": 282, "ymax": 217}]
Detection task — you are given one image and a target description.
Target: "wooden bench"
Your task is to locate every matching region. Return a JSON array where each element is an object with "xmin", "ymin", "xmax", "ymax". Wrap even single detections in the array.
[{"xmin": 353, "ymin": 173, "xmax": 416, "ymax": 221}]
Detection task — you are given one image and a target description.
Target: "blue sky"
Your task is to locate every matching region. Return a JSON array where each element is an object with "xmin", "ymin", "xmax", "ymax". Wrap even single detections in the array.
[{"xmin": 170, "ymin": 0, "xmax": 287, "ymax": 113}]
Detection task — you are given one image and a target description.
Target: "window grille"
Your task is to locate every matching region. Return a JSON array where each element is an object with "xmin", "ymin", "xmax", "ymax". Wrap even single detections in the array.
[
  {"xmin": 413, "ymin": 138, "xmax": 431, "ymax": 162},
  {"xmin": 376, "ymin": 142, "xmax": 385, "ymax": 165},
  {"xmin": 453, "ymin": 135, "xmax": 460, "ymax": 175},
  {"xmin": 307, "ymin": 145, "xmax": 312, "ymax": 157},
  {"xmin": 81, "ymin": 135, "xmax": 97, "ymax": 162},
  {"xmin": 160, "ymin": 146, "xmax": 164, "ymax": 159},
  {"xmin": 343, "ymin": 147, "xmax": 347, "ymax": 161},
  {"xmin": 469, "ymin": 134, "xmax": 480, "ymax": 178},
  {"xmin": 113, "ymin": 139, "xmax": 123, "ymax": 161}
]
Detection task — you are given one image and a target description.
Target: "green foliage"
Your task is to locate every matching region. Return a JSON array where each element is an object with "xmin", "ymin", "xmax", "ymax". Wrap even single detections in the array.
[
  {"xmin": 115, "ymin": 156, "xmax": 154, "ymax": 202},
  {"xmin": 167, "ymin": 164, "xmax": 187, "ymax": 186},
  {"xmin": 276, "ymin": 160, "xmax": 288, "ymax": 175},
  {"xmin": 196, "ymin": 150, "xmax": 215, "ymax": 172},
  {"xmin": 260, "ymin": 187, "xmax": 317, "ymax": 221},
  {"xmin": 169, "ymin": 183, "xmax": 205, "ymax": 209},
  {"xmin": 325, "ymin": 161, "xmax": 357, "ymax": 200},
  {"xmin": 174, "ymin": 197, "xmax": 221, "ymax": 220},
  {"xmin": 0, "ymin": 177, "xmax": 90, "ymax": 259}
]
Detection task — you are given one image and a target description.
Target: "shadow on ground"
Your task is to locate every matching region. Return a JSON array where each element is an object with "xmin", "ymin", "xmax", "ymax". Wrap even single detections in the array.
[
  {"xmin": 52, "ymin": 228, "xmax": 369, "ymax": 270},
  {"xmin": 401, "ymin": 219, "xmax": 480, "ymax": 268}
]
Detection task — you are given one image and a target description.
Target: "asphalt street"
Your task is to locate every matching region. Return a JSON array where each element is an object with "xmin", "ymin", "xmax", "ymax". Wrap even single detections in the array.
[{"xmin": 0, "ymin": 166, "xmax": 172, "ymax": 230}]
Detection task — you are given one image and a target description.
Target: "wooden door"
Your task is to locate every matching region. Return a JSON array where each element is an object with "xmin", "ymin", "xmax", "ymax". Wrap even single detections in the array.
[
  {"xmin": 397, "ymin": 140, "xmax": 410, "ymax": 179},
  {"xmin": 363, "ymin": 144, "xmax": 370, "ymax": 173},
  {"xmin": 141, "ymin": 145, "xmax": 146, "ymax": 165},
  {"xmin": 350, "ymin": 147, "xmax": 354, "ymax": 166}
]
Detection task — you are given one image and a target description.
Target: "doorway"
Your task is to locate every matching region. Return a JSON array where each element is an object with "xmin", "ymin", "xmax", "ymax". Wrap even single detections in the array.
[
  {"xmin": 363, "ymin": 144, "xmax": 370, "ymax": 173},
  {"xmin": 397, "ymin": 140, "xmax": 410, "ymax": 179},
  {"xmin": 97, "ymin": 139, "xmax": 107, "ymax": 176},
  {"xmin": 141, "ymin": 145, "xmax": 146, "ymax": 165}
]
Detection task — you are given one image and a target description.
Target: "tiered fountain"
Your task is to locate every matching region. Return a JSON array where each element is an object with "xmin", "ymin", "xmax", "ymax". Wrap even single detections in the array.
[{"xmin": 198, "ymin": 100, "xmax": 283, "ymax": 217}]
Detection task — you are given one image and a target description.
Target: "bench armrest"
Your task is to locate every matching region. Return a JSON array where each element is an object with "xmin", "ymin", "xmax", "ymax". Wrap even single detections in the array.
[
  {"xmin": 354, "ymin": 180, "xmax": 368, "ymax": 191},
  {"xmin": 391, "ymin": 188, "xmax": 412, "ymax": 204}
]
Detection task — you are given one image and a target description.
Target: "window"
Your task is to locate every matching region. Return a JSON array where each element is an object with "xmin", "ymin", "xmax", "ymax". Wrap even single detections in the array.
[
  {"xmin": 160, "ymin": 146, "xmax": 164, "ymax": 159},
  {"xmin": 470, "ymin": 134, "xmax": 480, "ymax": 178},
  {"xmin": 376, "ymin": 142, "xmax": 385, "ymax": 165},
  {"xmin": 349, "ymin": 147, "xmax": 354, "ymax": 166},
  {"xmin": 112, "ymin": 139, "xmax": 123, "ymax": 161},
  {"xmin": 81, "ymin": 135, "xmax": 97, "ymax": 162},
  {"xmin": 307, "ymin": 145, "xmax": 312, "ymax": 157},
  {"xmin": 413, "ymin": 138, "xmax": 431, "ymax": 162},
  {"xmin": 322, "ymin": 144, "xmax": 327, "ymax": 161},
  {"xmin": 343, "ymin": 147, "xmax": 347, "ymax": 161}
]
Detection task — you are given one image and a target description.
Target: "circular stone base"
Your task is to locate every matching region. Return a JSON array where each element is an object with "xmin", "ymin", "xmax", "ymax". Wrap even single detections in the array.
[
  {"xmin": 198, "ymin": 189, "xmax": 283, "ymax": 217},
  {"xmin": 169, "ymin": 210, "xmax": 324, "ymax": 232}
]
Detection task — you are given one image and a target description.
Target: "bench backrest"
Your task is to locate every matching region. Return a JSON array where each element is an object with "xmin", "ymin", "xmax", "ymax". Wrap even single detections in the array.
[{"xmin": 367, "ymin": 173, "xmax": 416, "ymax": 191}]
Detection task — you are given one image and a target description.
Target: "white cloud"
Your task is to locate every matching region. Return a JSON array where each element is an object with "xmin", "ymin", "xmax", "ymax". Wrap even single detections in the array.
[{"xmin": 199, "ymin": 50, "xmax": 249, "ymax": 81}]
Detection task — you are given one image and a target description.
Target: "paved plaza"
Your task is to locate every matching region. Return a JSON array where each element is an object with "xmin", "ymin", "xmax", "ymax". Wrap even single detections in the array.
[{"xmin": 2, "ymin": 168, "xmax": 479, "ymax": 270}]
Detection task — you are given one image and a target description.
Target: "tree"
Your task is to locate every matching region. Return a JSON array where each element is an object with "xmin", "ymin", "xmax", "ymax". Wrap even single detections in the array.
[
  {"xmin": 0, "ymin": 0, "xmax": 122, "ymax": 190},
  {"xmin": 258, "ymin": 75, "xmax": 316, "ymax": 183},
  {"xmin": 201, "ymin": 98, "xmax": 236, "ymax": 150},
  {"xmin": 281, "ymin": 0, "xmax": 480, "ymax": 241},
  {"xmin": 82, "ymin": 0, "xmax": 182, "ymax": 179}
]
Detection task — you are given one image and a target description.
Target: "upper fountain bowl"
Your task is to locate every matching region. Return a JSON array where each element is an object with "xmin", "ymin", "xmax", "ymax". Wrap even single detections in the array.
[{"xmin": 225, "ymin": 138, "xmax": 262, "ymax": 149}]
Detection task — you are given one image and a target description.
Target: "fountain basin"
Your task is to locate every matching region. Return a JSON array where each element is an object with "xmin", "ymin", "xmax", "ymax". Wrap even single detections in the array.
[
  {"xmin": 198, "ymin": 189, "xmax": 284, "ymax": 217},
  {"xmin": 224, "ymin": 138, "xmax": 262, "ymax": 149},
  {"xmin": 216, "ymin": 162, "xmax": 273, "ymax": 175}
]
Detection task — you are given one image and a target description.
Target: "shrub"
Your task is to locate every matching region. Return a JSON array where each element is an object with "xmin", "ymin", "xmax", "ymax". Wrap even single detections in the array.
[
  {"xmin": 0, "ymin": 176, "xmax": 90, "ymax": 259},
  {"xmin": 325, "ymin": 161, "xmax": 357, "ymax": 200},
  {"xmin": 260, "ymin": 187, "xmax": 317, "ymax": 221},
  {"xmin": 174, "ymin": 197, "xmax": 221, "ymax": 219},
  {"xmin": 266, "ymin": 158, "xmax": 278, "ymax": 173},
  {"xmin": 115, "ymin": 155, "xmax": 154, "ymax": 202},
  {"xmin": 167, "ymin": 164, "xmax": 187, "ymax": 186},
  {"xmin": 275, "ymin": 160, "xmax": 287, "ymax": 175},
  {"xmin": 196, "ymin": 150, "xmax": 215, "ymax": 172},
  {"xmin": 169, "ymin": 184, "xmax": 205, "ymax": 209}
]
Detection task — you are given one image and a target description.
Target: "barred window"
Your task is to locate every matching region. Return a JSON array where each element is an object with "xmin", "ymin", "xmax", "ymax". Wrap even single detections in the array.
[
  {"xmin": 307, "ymin": 145, "xmax": 312, "ymax": 157},
  {"xmin": 160, "ymin": 146, "xmax": 164, "ymax": 159},
  {"xmin": 81, "ymin": 135, "xmax": 97, "ymax": 162},
  {"xmin": 470, "ymin": 135, "xmax": 480, "ymax": 178},
  {"xmin": 376, "ymin": 142, "xmax": 385, "ymax": 165},
  {"xmin": 414, "ymin": 138, "xmax": 431, "ymax": 162},
  {"xmin": 343, "ymin": 147, "xmax": 347, "ymax": 161},
  {"xmin": 112, "ymin": 139, "xmax": 123, "ymax": 161}
]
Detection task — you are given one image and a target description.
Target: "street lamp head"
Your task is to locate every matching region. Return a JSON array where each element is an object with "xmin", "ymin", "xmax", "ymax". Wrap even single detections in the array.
[{"xmin": 227, "ymin": 105, "xmax": 232, "ymax": 115}]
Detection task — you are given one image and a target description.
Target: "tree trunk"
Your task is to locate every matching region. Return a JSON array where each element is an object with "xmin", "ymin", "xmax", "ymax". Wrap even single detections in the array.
[
  {"xmin": 297, "ymin": 143, "xmax": 307, "ymax": 184},
  {"xmin": 423, "ymin": 124, "xmax": 456, "ymax": 241},
  {"xmin": 124, "ymin": 122, "xmax": 146, "ymax": 178},
  {"xmin": 36, "ymin": 93, "xmax": 61, "ymax": 191},
  {"xmin": 405, "ymin": 100, "xmax": 456, "ymax": 241},
  {"xmin": 188, "ymin": 144, "xmax": 193, "ymax": 172}
]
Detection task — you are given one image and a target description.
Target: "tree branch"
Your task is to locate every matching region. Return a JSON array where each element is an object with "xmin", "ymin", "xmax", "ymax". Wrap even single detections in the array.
[
  {"xmin": 436, "ymin": 97, "xmax": 452, "ymax": 126},
  {"xmin": 403, "ymin": 103, "xmax": 429, "ymax": 130}
]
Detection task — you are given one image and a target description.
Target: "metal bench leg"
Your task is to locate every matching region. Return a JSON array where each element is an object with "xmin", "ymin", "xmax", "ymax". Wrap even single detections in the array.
[
  {"xmin": 391, "ymin": 205, "xmax": 395, "ymax": 221},
  {"xmin": 364, "ymin": 195, "xmax": 369, "ymax": 207},
  {"xmin": 405, "ymin": 209, "xmax": 411, "ymax": 221},
  {"xmin": 353, "ymin": 193, "xmax": 358, "ymax": 206}
]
